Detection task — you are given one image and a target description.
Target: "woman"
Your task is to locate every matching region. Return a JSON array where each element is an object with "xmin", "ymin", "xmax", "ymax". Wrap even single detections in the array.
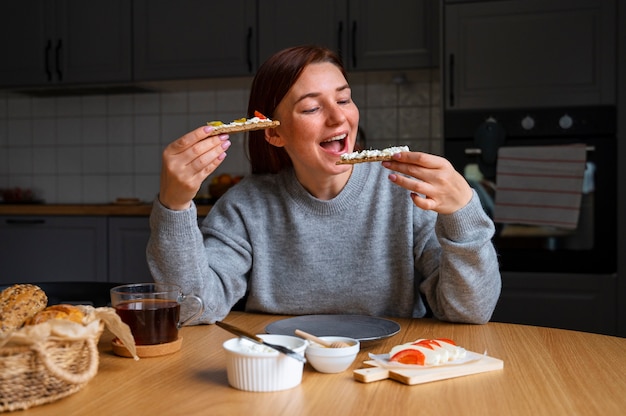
[{"xmin": 147, "ymin": 45, "xmax": 501, "ymax": 324}]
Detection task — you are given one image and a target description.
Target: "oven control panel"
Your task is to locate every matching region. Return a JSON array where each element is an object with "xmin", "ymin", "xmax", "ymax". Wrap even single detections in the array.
[{"xmin": 444, "ymin": 106, "xmax": 616, "ymax": 139}]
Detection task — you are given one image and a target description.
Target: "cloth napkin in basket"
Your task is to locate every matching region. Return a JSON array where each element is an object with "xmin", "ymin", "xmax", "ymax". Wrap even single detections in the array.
[{"xmin": 493, "ymin": 144, "xmax": 587, "ymax": 229}]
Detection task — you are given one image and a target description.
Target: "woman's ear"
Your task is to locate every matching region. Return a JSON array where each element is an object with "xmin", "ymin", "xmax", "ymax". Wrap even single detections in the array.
[{"xmin": 265, "ymin": 128, "xmax": 284, "ymax": 147}]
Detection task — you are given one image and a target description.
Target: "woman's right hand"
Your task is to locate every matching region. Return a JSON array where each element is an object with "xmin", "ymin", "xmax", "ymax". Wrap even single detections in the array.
[{"xmin": 158, "ymin": 126, "xmax": 231, "ymax": 210}]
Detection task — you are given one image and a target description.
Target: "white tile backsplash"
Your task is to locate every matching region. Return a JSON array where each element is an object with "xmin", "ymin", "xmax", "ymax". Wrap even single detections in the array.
[
  {"xmin": 56, "ymin": 146, "xmax": 82, "ymax": 175},
  {"xmin": 81, "ymin": 117, "xmax": 107, "ymax": 145},
  {"xmin": 8, "ymin": 119, "xmax": 32, "ymax": 146},
  {"xmin": 107, "ymin": 116, "xmax": 133, "ymax": 145},
  {"xmin": 33, "ymin": 148, "xmax": 56, "ymax": 174},
  {"xmin": 80, "ymin": 96, "xmax": 107, "ymax": 116},
  {"xmin": 32, "ymin": 118, "xmax": 56, "ymax": 146},
  {"xmin": 8, "ymin": 147, "xmax": 32, "ymax": 174},
  {"xmin": 56, "ymin": 117, "xmax": 82, "ymax": 145},
  {"xmin": 82, "ymin": 146, "xmax": 108, "ymax": 174},
  {"xmin": 133, "ymin": 115, "xmax": 161, "ymax": 145},
  {"xmin": 107, "ymin": 146, "xmax": 134, "ymax": 174},
  {"xmin": 0, "ymin": 69, "xmax": 441, "ymax": 203}
]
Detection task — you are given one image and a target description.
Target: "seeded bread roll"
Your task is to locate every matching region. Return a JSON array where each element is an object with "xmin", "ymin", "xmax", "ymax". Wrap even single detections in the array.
[{"xmin": 0, "ymin": 284, "xmax": 48, "ymax": 335}]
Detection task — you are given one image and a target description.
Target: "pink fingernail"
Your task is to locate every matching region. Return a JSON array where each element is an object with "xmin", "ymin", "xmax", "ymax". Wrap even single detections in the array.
[
  {"xmin": 218, "ymin": 152, "xmax": 227, "ymax": 160},
  {"xmin": 222, "ymin": 140, "xmax": 231, "ymax": 149}
]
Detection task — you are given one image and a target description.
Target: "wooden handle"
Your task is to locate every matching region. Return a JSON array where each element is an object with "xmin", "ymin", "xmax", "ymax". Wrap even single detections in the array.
[{"xmin": 294, "ymin": 329, "xmax": 331, "ymax": 347}]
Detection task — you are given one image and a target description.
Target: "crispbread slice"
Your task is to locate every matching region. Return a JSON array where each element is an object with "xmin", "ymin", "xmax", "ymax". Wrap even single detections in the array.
[
  {"xmin": 336, "ymin": 155, "xmax": 394, "ymax": 165},
  {"xmin": 206, "ymin": 119, "xmax": 280, "ymax": 136},
  {"xmin": 336, "ymin": 146, "xmax": 410, "ymax": 165}
]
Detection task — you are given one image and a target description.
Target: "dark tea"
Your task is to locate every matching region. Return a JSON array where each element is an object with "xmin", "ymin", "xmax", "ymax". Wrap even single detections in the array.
[{"xmin": 115, "ymin": 299, "xmax": 180, "ymax": 345}]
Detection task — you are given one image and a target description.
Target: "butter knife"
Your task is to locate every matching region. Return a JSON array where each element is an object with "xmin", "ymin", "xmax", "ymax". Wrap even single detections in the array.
[{"xmin": 215, "ymin": 321, "xmax": 306, "ymax": 363}]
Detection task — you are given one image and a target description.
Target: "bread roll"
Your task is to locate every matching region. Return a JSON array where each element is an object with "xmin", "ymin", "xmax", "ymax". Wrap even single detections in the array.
[
  {"xmin": 26, "ymin": 304, "xmax": 85, "ymax": 325},
  {"xmin": 0, "ymin": 284, "xmax": 48, "ymax": 335}
]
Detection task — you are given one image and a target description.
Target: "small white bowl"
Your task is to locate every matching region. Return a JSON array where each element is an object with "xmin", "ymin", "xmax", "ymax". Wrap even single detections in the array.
[
  {"xmin": 305, "ymin": 336, "xmax": 360, "ymax": 373},
  {"xmin": 223, "ymin": 334, "xmax": 307, "ymax": 392}
]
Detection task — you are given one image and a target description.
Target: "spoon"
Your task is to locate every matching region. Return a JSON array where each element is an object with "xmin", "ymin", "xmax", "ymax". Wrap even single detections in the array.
[
  {"xmin": 216, "ymin": 321, "xmax": 306, "ymax": 363},
  {"xmin": 295, "ymin": 329, "xmax": 352, "ymax": 348}
]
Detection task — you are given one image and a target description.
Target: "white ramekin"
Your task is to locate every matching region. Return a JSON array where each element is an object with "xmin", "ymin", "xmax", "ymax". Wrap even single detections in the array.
[{"xmin": 223, "ymin": 334, "xmax": 307, "ymax": 392}]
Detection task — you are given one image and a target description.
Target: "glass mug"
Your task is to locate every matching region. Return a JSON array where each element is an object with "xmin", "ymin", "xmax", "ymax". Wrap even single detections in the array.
[{"xmin": 110, "ymin": 283, "xmax": 204, "ymax": 345}]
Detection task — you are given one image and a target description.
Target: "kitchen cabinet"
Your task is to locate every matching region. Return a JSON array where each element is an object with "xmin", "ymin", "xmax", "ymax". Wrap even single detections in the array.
[
  {"xmin": 259, "ymin": 0, "xmax": 438, "ymax": 71},
  {"xmin": 0, "ymin": 216, "xmax": 154, "ymax": 285},
  {"xmin": 0, "ymin": 216, "xmax": 108, "ymax": 283},
  {"xmin": 108, "ymin": 217, "xmax": 153, "ymax": 284},
  {"xmin": 492, "ymin": 272, "xmax": 617, "ymax": 336},
  {"xmin": 0, "ymin": 0, "xmax": 132, "ymax": 88},
  {"xmin": 133, "ymin": 0, "xmax": 257, "ymax": 80},
  {"xmin": 443, "ymin": 0, "xmax": 616, "ymax": 109}
]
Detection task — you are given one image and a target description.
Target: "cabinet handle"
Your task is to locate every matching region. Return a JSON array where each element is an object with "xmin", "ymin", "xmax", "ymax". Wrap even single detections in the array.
[
  {"xmin": 351, "ymin": 21, "xmax": 357, "ymax": 68},
  {"xmin": 449, "ymin": 54, "xmax": 455, "ymax": 107},
  {"xmin": 44, "ymin": 39, "xmax": 52, "ymax": 81},
  {"xmin": 55, "ymin": 39, "xmax": 63, "ymax": 81},
  {"xmin": 337, "ymin": 21, "xmax": 343, "ymax": 56},
  {"xmin": 246, "ymin": 27, "xmax": 253, "ymax": 73},
  {"xmin": 5, "ymin": 219, "xmax": 46, "ymax": 225}
]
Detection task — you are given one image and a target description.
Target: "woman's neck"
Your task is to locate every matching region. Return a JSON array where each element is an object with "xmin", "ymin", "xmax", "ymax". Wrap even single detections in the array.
[{"xmin": 293, "ymin": 167, "xmax": 353, "ymax": 200}]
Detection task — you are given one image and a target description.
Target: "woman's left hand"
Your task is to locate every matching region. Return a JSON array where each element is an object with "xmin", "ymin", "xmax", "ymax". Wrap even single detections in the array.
[{"xmin": 382, "ymin": 151, "xmax": 473, "ymax": 214}]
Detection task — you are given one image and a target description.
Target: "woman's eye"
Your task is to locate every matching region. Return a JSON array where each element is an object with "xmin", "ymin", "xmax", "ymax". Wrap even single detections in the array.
[{"xmin": 302, "ymin": 107, "xmax": 319, "ymax": 114}]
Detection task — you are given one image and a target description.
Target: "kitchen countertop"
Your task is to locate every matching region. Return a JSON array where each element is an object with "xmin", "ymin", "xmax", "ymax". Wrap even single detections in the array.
[{"xmin": 0, "ymin": 203, "xmax": 212, "ymax": 217}]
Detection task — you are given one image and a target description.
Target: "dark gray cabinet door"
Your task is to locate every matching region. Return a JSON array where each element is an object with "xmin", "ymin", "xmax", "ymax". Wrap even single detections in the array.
[
  {"xmin": 492, "ymin": 272, "xmax": 617, "ymax": 336},
  {"xmin": 55, "ymin": 0, "xmax": 132, "ymax": 84},
  {"xmin": 108, "ymin": 217, "xmax": 153, "ymax": 284},
  {"xmin": 0, "ymin": 1, "xmax": 50, "ymax": 86},
  {"xmin": 133, "ymin": 0, "xmax": 257, "ymax": 80},
  {"xmin": 259, "ymin": 0, "xmax": 437, "ymax": 71},
  {"xmin": 0, "ymin": 0, "xmax": 131, "ymax": 88},
  {"xmin": 348, "ymin": 0, "xmax": 437, "ymax": 70},
  {"xmin": 0, "ymin": 216, "xmax": 108, "ymax": 283},
  {"xmin": 258, "ymin": 0, "xmax": 348, "ymax": 64},
  {"xmin": 444, "ymin": 0, "xmax": 616, "ymax": 109}
]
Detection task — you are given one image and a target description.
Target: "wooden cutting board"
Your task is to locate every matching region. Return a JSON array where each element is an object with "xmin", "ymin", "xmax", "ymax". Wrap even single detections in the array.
[{"xmin": 353, "ymin": 352, "xmax": 503, "ymax": 385}]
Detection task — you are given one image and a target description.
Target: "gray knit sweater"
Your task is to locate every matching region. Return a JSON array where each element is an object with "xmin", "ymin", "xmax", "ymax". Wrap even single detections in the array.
[{"xmin": 147, "ymin": 162, "xmax": 501, "ymax": 324}]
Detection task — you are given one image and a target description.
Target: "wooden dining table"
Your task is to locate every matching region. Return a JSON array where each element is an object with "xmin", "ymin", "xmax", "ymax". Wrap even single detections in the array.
[{"xmin": 19, "ymin": 311, "xmax": 626, "ymax": 416}]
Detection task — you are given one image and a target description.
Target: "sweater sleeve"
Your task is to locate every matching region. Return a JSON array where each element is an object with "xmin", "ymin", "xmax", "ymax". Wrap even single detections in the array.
[
  {"xmin": 146, "ymin": 199, "xmax": 248, "ymax": 324},
  {"xmin": 418, "ymin": 191, "xmax": 502, "ymax": 324}
]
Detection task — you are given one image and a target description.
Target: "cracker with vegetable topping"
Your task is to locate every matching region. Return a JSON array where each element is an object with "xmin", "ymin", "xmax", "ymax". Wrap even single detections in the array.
[{"xmin": 207, "ymin": 111, "xmax": 280, "ymax": 136}]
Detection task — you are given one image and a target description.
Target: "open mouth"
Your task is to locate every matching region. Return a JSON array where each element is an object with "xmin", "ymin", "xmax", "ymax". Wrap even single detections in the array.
[{"xmin": 320, "ymin": 134, "xmax": 347, "ymax": 154}]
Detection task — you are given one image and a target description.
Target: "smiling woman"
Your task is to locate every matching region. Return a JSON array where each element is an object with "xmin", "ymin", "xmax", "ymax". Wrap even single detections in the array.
[
  {"xmin": 246, "ymin": 46, "xmax": 358, "ymax": 176},
  {"xmin": 147, "ymin": 45, "xmax": 501, "ymax": 327}
]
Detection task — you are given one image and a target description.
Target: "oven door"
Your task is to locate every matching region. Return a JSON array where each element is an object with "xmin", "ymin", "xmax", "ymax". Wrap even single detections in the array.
[{"xmin": 445, "ymin": 135, "xmax": 616, "ymax": 274}]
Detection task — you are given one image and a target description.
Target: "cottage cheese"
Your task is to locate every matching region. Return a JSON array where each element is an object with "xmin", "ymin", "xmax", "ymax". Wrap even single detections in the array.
[{"xmin": 339, "ymin": 145, "xmax": 410, "ymax": 162}]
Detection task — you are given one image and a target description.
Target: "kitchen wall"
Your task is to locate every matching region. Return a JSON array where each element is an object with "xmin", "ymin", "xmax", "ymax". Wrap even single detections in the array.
[{"xmin": 0, "ymin": 69, "xmax": 441, "ymax": 204}]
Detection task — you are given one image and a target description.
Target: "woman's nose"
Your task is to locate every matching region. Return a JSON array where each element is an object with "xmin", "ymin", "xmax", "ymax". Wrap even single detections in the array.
[{"xmin": 326, "ymin": 104, "xmax": 347, "ymax": 125}]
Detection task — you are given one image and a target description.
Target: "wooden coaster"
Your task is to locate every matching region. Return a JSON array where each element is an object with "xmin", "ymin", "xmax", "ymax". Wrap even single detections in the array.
[{"xmin": 112, "ymin": 337, "xmax": 183, "ymax": 358}]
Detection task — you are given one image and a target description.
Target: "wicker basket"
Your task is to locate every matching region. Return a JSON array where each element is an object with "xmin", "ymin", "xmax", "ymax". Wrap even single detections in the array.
[{"xmin": 0, "ymin": 321, "xmax": 103, "ymax": 412}]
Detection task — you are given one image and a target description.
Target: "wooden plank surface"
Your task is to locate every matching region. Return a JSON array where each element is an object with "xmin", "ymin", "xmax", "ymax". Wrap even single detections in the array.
[{"xmin": 353, "ymin": 352, "xmax": 504, "ymax": 385}]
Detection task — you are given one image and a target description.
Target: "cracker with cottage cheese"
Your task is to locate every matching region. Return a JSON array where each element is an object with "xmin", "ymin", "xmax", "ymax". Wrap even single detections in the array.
[
  {"xmin": 206, "ymin": 111, "xmax": 280, "ymax": 136},
  {"xmin": 336, "ymin": 146, "xmax": 410, "ymax": 165}
]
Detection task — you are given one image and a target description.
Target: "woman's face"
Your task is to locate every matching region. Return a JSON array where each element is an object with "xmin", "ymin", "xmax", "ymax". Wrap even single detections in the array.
[{"xmin": 269, "ymin": 62, "xmax": 359, "ymax": 181}]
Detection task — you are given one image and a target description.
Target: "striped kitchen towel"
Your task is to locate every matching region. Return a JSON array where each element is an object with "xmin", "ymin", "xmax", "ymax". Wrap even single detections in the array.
[{"xmin": 493, "ymin": 144, "xmax": 587, "ymax": 229}]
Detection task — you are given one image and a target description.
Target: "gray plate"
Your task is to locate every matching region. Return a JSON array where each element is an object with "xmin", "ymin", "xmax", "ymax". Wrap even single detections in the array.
[{"xmin": 265, "ymin": 315, "xmax": 401, "ymax": 342}]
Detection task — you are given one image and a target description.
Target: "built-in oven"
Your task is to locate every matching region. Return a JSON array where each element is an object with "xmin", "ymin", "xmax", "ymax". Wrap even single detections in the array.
[{"xmin": 444, "ymin": 106, "xmax": 617, "ymax": 275}]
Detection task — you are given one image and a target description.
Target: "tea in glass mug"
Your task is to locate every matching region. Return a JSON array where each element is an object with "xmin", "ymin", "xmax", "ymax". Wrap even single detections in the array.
[{"xmin": 110, "ymin": 283, "xmax": 203, "ymax": 345}]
